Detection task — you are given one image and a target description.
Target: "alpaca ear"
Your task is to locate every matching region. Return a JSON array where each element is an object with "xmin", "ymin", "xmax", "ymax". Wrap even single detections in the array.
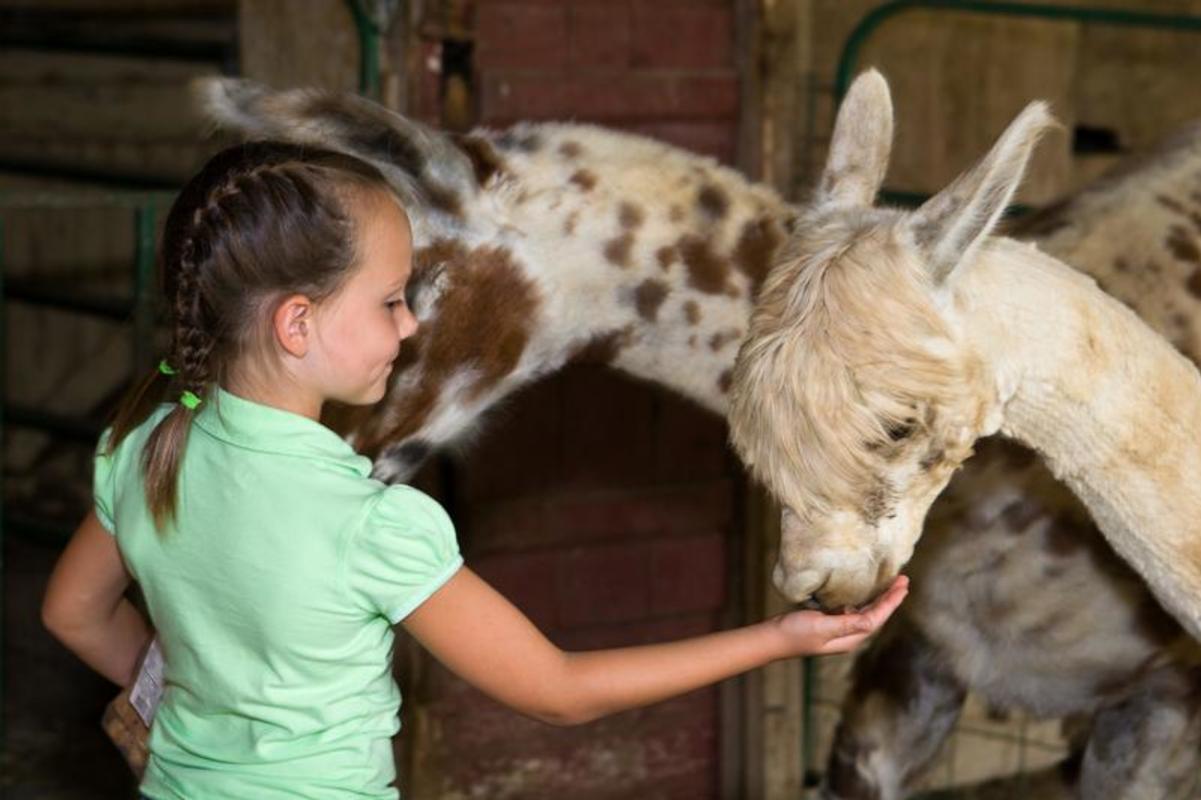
[
  {"xmin": 816, "ymin": 69, "xmax": 894, "ymax": 210},
  {"xmin": 910, "ymin": 101, "xmax": 1056, "ymax": 285}
]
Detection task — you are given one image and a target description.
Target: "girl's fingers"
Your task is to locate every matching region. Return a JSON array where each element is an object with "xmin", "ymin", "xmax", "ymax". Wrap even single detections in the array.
[
  {"xmin": 818, "ymin": 633, "xmax": 870, "ymax": 654},
  {"xmin": 858, "ymin": 575, "xmax": 909, "ymax": 627}
]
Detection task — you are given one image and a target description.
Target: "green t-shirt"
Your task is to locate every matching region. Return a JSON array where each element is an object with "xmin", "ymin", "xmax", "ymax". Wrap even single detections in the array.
[{"xmin": 94, "ymin": 387, "xmax": 462, "ymax": 799}]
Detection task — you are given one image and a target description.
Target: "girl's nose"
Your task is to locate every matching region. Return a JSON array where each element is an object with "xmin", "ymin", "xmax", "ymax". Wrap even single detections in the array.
[{"xmin": 399, "ymin": 308, "xmax": 419, "ymax": 339}]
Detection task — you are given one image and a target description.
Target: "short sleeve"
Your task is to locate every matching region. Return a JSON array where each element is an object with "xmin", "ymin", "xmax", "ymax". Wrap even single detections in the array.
[
  {"xmin": 345, "ymin": 485, "xmax": 463, "ymax": 623},
  {"xmin": 93, "ymin": 428, "xmax": 117, "ymax": 535}
]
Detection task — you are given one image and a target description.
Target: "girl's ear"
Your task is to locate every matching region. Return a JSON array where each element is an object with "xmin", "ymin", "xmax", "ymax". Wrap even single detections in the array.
[{"xmin": 273, "ymin": 294, "xmax": 313, "ymax": 358}]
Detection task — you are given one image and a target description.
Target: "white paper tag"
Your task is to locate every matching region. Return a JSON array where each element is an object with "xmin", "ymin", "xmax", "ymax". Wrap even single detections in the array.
[{"xmin": 129, "ymin": 638, "xmax": 165, "ymax": 727}]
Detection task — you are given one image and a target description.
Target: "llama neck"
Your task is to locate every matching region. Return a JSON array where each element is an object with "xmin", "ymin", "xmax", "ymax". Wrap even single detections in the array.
[{"xmin": 958, "ymin": 239, "xmax": 1201, "ymax": 640}]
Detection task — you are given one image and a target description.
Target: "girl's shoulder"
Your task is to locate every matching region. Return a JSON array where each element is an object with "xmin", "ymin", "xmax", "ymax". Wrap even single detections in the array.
[
  {"xmin": 345, "ymin": 484, "xmax": 462, "ymax": 623},
  {"xmin": 367, "ymin": 483, "xmax": 455, "ymax": 541}
]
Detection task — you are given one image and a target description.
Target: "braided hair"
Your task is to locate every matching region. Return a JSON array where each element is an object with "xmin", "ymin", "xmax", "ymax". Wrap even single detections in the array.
[{"xmin": 106, "ymin": 141, "xmax": 393, "ymax": 530}]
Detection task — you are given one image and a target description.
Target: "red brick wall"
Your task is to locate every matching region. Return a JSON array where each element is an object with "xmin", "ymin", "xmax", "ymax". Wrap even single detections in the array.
[{"xmin": 406, "ymin": 3, "xmax": 744, "ymax": 797}]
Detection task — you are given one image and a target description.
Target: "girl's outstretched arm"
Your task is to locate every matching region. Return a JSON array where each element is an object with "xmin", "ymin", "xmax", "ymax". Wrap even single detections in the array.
[
  {"xmin": 403, "ymin": 567, "xmax": 907, "ymax": 726},
  {"xmin": 42, "ymin": 510, "xmax": 153, "ymax": 686}
]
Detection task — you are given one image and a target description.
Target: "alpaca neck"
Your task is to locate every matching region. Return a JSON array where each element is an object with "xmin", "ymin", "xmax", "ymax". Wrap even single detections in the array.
[{"xmin": 958, "ymin": 238, "xmax": 1201, "ymax": 640}]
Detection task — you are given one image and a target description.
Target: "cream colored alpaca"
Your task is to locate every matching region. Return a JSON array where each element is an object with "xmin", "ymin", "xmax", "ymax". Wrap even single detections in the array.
[{"xmin": 729, "ymin": 70, "xmax": 1201, "ymax": 642}]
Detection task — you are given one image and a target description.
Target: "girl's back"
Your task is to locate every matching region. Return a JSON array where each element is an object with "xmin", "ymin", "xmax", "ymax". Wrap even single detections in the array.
[{"xmin": 100, "ymin": 389, "xmax": 459, "ymax": 798}]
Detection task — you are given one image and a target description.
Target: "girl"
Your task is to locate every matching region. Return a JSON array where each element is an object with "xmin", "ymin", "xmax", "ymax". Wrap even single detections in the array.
[{"xmin": 42, "ymin": 141, "xmax": 907, "ymax": 799}]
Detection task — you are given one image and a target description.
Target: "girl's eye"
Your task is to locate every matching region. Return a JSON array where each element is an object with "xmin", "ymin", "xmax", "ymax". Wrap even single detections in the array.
[{"xmin": 386, "ymin": 298, "xmax": 406, "ymax": 310}]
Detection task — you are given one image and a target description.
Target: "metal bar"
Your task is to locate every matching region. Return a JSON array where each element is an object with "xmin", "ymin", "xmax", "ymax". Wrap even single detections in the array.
[
  {"xmin": 0, "ymin": 191, "xmax": 175, "ymax": 210},
  {"xmin": 4, "ymin": 512, "xmax": 73, "ymax": 548},
  {"xmin": 0, "ymin": 215, "xmax": 6, "ymax": 751},
  {"xmin": 4, "ymin": 278, "xmax": 135, "ymax": 319},
  {"xmin": 348, "ymin": 0, "xmax": 383, "ymax": 100},
  {"xmin": 0, "ymin": 160, "xmax": 181, "ymax": 193},
  {"xmin": 133, "ymin": 204, "xmax": 158, "ymax": 371},
  {"xmin": 1, "ymin": 34, "xmax": 235, "ymax": 65},
  {"xmin": 836, "ymin": 1, "xmax": 1201, "ymax": 101},
  {"xmin": 4, "ymin": 405, "xmax": 106, "ymax": 443}
]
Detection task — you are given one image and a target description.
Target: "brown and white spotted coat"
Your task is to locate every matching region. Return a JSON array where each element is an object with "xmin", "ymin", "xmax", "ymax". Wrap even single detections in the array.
[
  {"xmin": 196, "ymin": 77, "xmax": 789, "ymax": 481},
  {"xmin": 197, "ymin": 78, "xmax": 1201, "ymax": 799}
]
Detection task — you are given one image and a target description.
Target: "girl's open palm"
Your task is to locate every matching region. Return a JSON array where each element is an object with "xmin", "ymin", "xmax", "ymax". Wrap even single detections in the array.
[{"xmin": 773, "ymin": 575, "xmax": 909, "ymax": 656}]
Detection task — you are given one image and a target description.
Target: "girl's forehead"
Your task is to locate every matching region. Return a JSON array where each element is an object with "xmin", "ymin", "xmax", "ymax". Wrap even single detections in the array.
[{"xmin": 354, "ymin": 193, "xmax": 412, "ymax": 276}]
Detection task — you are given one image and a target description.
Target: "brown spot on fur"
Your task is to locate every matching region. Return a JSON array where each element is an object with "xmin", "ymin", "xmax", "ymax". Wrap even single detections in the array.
[
  {"xmin": 683, "ymin": 300, "xmax": 701, "ymax": 325},
  {"xmin": 618, "ymin": 202, "xmax": 644, "ymax": 230},
  {"xmin": 572, "ymin": 329, "xmax": 629, "ymax": 364},
  {"xmin": 862, "ymin": 483, "xmax": 891, "ymax": 526},
  {"xmin": 558, "ymin": 141, "xmax": 583, "ymax": 158},
  {"xmin": 656, "ymin": 245, "xmax": 678, "ymax": 270},
  {"xmin": 718, "ymin": 368, "xmax": 733, "ymax": 393},
  {"xmin": 1167, "ymin": 225, "xmax": 1200, "ymax": 264},
  {"xmin": 633, "ymin": 279, "xmax": 669, "ymax": 323},
  {"xmin": 733, "ymin": 217, "xmax": 784, "ymax": 294},
  {"xmin": 669, "ymin": 205, "xmax": 685, "ymax": 223},
  {"xmin": 356, "ymin": 241, "xmax": 538, "ymax": 455},
  {"xmin": 1157, "ymin": 194, "xmax": 1187, "ymax": 215},
  {"xmin": 708, "ymin": 329, "xmax": 741, "ymax": 352},
  {"xmin": 453, "ymin": 134, "xmax": 506, "ymax": 186},
  {"xmin": 1113, "ymin": 258, "xmax": 1130, "ymax": 273},
  {"xmin": 678, "ymin": 235, "xmax": 730, "ymax": 295},
  {"xmin": 570, "ymin": 170, "xmax": 597, "ymax": 191},
  {"xmin": 604, "ymin": 233, "xmax": 634, "ymax": 268},
  {"xmin": 697, "ymin": 185, "xmax": 728, "ymax": 219},
  {"xmin": 1188, "ymin": 269, "xmax": 1201, "ymax": 299},
  {"xmin": 564, "ymin": 212, "xmax": 579, "ymax": 235}
]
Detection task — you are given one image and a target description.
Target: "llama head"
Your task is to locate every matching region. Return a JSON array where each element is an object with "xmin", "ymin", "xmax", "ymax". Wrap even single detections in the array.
[{"xmin": 729, "ymin": 70, "xmax": 1056, "ymax": 609}]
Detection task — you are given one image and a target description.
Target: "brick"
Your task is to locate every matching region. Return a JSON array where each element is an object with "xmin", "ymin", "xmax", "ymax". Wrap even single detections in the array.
[
  {"xmin": 540, "ymin": 482, "xmax": 734, "ymax": 542},
  {"xmin": 624, "ymin": 119, "xmax": 737, "ymax": 164},
  {"xmin": 422, "ymin": 688, "xmax": 720, "ymax": 796},
  {"xmin": 566, "ymin": 72, "xmax": 739, "ymax": 121},
  {"xmin": 555, "ymin": 540, "xmax": 654, "ymax": 626},
  {"xmin": 652, "ymin": 390, "xmax": 731, "ymax": 481},
  {"xmin": 631, "ymin": 3, "xmax": 734, "ymax": 69},
  {"xmin": 558, "ymin": 366, "xmax": 658, "ymax": 488},
  {"xmin": 479, "ymin": 72, "xmax": 571, "ymax": 123},
  {"xmin": 649, "ymin": 533, "xmax": 728, "ymax": 615},
  {"xmin": 463, "ymin": 480, "xmax": 734, "ymax": 554},
  {"xmin": 475, "ymin": 3, "xmax": 568, "ymax": 70},
  {"xmin": 553, "ymin": 611, "xmax": 717, "ymax": 650},
  {"xmin": 411, "ymin": 40, "xmax": 443, "ymax": 125},
  {"xmin": 568, "ymin": 3, "xmax": 631, "ymax": 70},
  {"xmin": 456, "ymin": 375, "xmax": 562, "ymax": 506},
  {"xmin": 472, "ymin": 550, "xmax": 559, "ymax": 629}
]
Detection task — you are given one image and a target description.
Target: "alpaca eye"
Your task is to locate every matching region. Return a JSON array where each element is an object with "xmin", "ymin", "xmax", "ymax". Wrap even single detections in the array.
[{"xmin": 886, "ymin": 421, "xmax": 915, "ymax": 441}]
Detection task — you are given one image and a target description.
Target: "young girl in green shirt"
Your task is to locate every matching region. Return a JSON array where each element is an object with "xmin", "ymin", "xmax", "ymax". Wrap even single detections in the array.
[{"xmin": 42, "ymin": 141, "xmax": 907, "ymax": 799}]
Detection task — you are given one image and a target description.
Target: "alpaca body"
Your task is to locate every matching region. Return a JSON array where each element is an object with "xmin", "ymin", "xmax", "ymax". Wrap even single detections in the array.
[{"xmin": 199, "ymin": 78, "xmax": 1201, "ymax": 798}]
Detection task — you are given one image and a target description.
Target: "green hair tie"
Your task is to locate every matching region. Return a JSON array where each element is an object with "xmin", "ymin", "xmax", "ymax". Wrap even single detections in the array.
[
  {"xmin": 179, "ymin": 390, "xmax": 202, "ymax": 411},
  {"xmin": 158, "ymin": 359, "xmax": 176, "ymax": 376}
]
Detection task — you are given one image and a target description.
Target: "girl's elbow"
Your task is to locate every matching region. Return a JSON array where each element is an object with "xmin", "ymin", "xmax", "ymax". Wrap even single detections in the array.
[
  {"xmin": 41, "ymin": 600, "xmax": 70, "ymax": 642},
  {"xmin": 41, "ymin": 593, "xmax": 82, "ymax": 644},
  {"xmin": 528, "ymin": 691, "xmax": 605, "ymax": 726}
]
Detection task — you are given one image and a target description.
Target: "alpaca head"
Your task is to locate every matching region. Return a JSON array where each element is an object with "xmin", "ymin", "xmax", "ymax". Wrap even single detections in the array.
[{"xmin": 729, "ymin": 70, "xmax": 1056, "ymax": 610}]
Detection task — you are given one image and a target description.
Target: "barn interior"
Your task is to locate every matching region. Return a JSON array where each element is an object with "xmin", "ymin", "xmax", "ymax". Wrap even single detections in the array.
[{"xmin": 4, "ymin": 1, "xmax": 1201, "ymax": 798}]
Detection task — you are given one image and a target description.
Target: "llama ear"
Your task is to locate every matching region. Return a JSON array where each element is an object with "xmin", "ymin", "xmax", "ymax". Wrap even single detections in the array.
[
  {"xmin": 193, "ymin": 77, "xmax": 480, "ymax": 218},
  {"xmin": 910, "ymin": 101, "xmax": 1056, "ymax": 285},
  {"xmin": 816, "ymin": 70, "xmax": 894, "ymax": 210}
]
